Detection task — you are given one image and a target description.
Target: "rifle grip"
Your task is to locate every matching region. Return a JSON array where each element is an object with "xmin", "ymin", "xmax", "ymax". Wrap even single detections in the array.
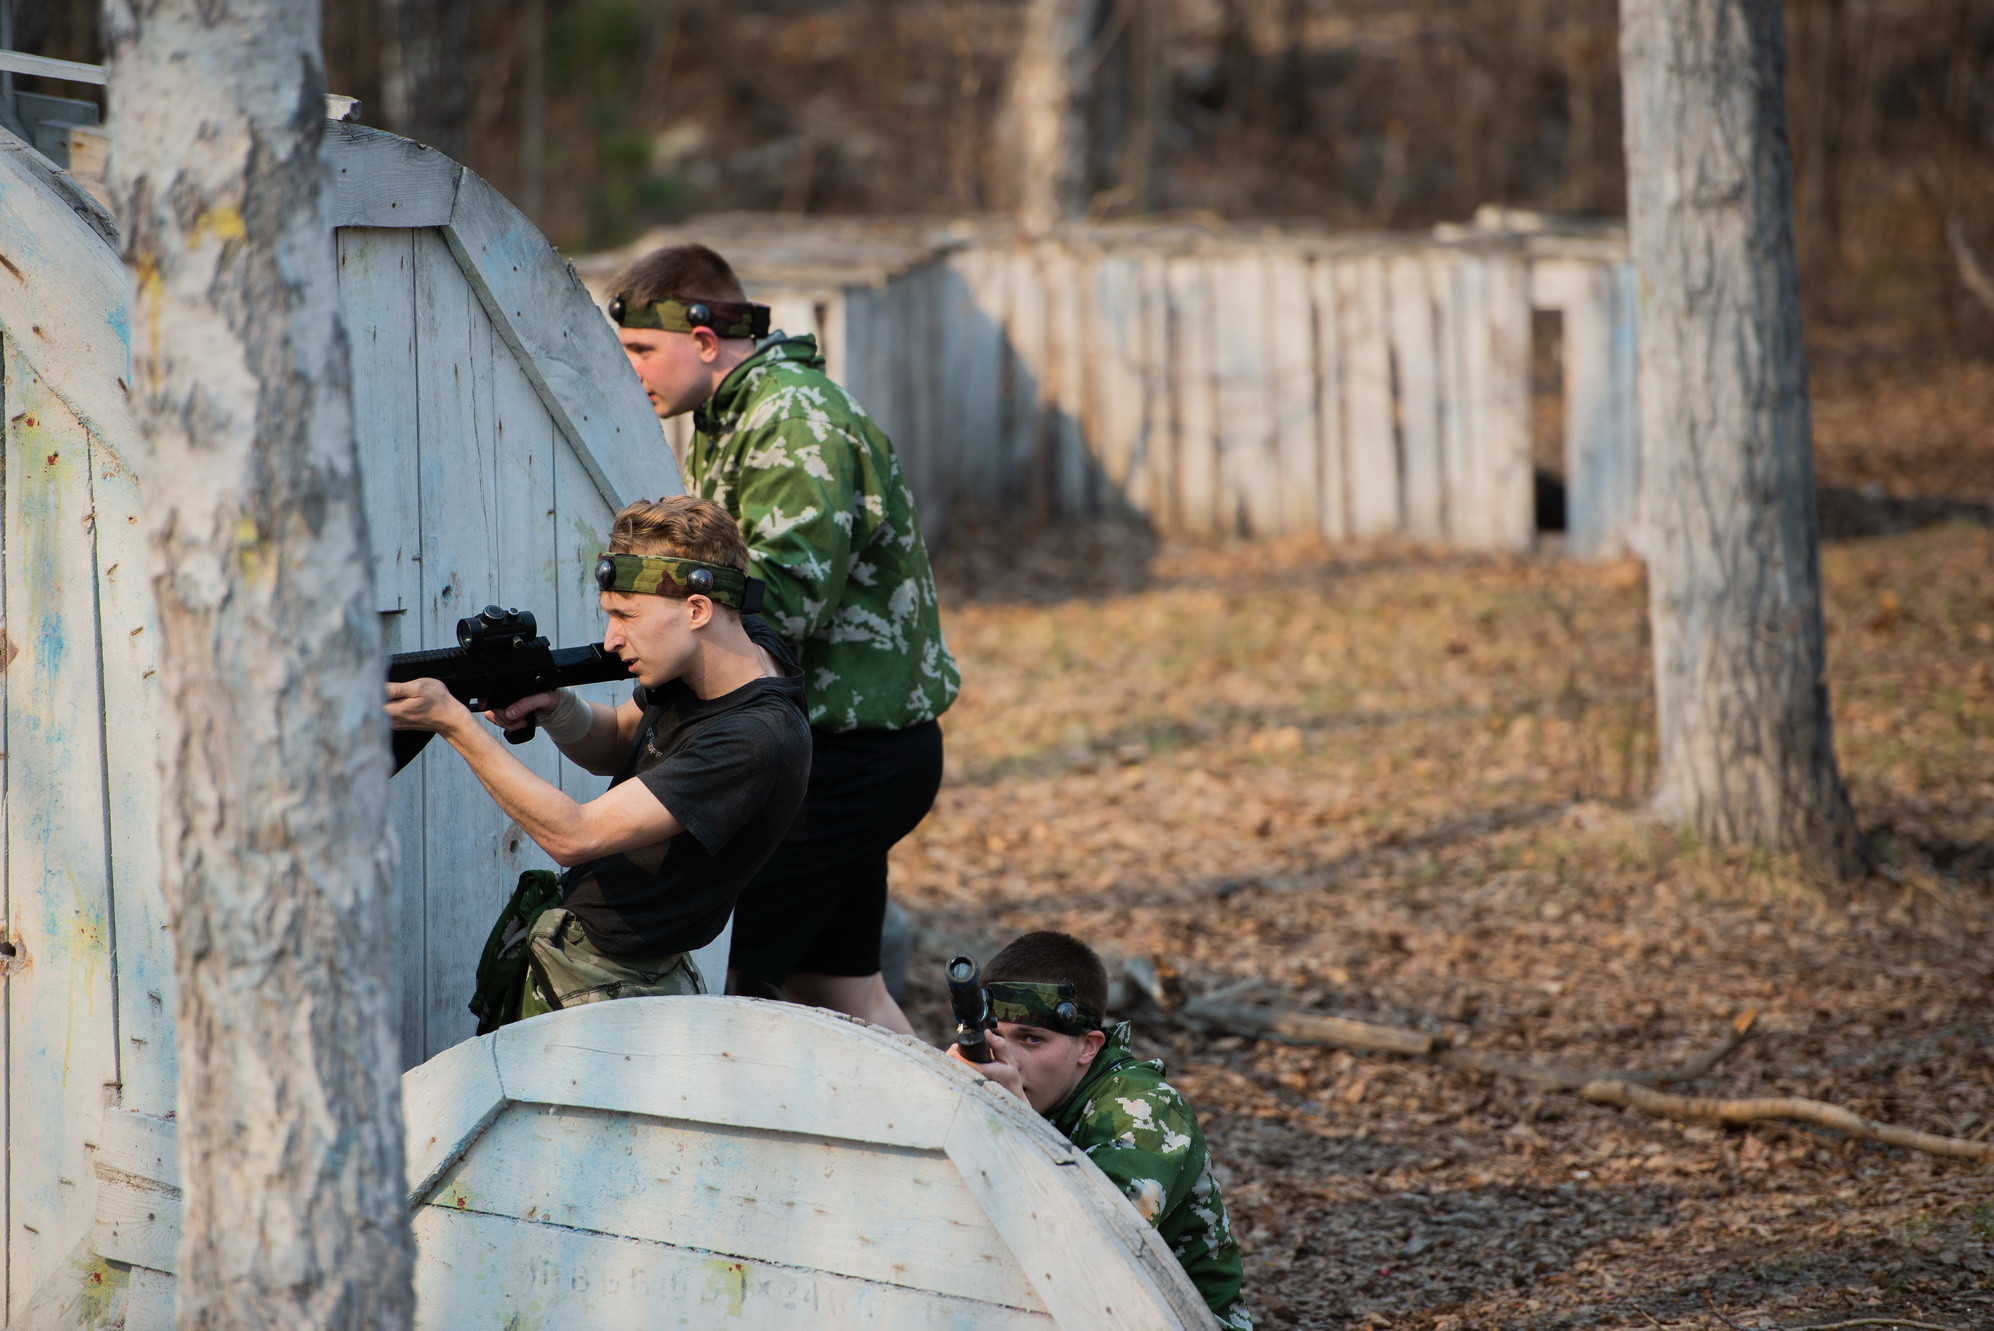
[{"xmin": 504, "ymin": 721, "xmax": 536, "ymax": 745}]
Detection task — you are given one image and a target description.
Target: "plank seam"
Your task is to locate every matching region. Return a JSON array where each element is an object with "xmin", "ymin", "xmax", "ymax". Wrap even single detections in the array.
[{"xmin": 417, "ymin": 1200, "xmax": 1051, "ymax": 1316}]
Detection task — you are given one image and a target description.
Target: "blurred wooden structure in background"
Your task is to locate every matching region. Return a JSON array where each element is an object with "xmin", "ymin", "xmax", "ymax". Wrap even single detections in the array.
[{"xmin": 580, "ymin": 208, "xmax": 1639, "ymax": 557}]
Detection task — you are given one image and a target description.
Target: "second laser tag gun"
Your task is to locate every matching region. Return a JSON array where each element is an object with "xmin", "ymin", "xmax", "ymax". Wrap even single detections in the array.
[
  {"xmin": 946, "ymin": 954, "xmax": 996, "ymax": 1064},
  {"xmin": 386, "ymin": 605, "xmax": 632, "ymax": 775}
]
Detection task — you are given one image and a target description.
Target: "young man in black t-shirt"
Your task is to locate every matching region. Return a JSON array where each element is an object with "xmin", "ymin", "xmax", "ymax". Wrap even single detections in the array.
[{"xmin": 386, "ymin": 495, "xmax": 811, "ymax": 1017}]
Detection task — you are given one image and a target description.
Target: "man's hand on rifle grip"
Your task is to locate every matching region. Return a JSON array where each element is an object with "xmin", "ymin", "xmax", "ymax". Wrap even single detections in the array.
[
  {"xmin": 491, "ymin": 691, "xmax": 560, "ymax": 730},
  {"xmin": 948, "ymin": 1030, "xmax": 1029, "ymax": 1107},
  {"xmin": 385, "ymin": 677, "xmax": 474, "ymax": 736}
]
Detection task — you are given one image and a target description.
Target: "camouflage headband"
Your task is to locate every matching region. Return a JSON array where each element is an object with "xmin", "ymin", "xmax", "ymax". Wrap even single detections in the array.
[
  {"xmin": 607, "ymin": 294, "xmax": 771, "ymax": 340},
  {"xmin": 985, "ymin": 981, "xmax": 1103, "ymax": 1035},
  {"xmin": 594, "ymin": 553, "xmax": 766, "ymax": 614}
]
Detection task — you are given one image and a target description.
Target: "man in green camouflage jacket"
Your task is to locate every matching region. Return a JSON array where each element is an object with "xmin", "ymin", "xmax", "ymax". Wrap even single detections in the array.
[
  {"xmin": 610, "ymin": 243, "xmax": 958, "ymax": 1035},
  {"xmin": 949, "ymin": 931, "xmax": 1251, "ymax": 1328}
]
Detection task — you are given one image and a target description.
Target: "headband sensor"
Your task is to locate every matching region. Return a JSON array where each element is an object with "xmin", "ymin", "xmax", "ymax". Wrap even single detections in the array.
[
  {"xmin": 594, "ymin": 553, "xmax": 765, "ymax": 614},
  {"xmin": 608, "ymin": 294, "xmax": 771, "ymax": 340},
  {"xmin": 985, "ymin": 980, "xmax": 1103, "ymax": 1035}
]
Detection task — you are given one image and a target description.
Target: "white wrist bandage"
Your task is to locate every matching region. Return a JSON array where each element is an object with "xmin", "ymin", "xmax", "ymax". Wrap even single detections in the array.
[{"xmin": 539, "ymin": 688, "xmax": 595, "ymax": 744}]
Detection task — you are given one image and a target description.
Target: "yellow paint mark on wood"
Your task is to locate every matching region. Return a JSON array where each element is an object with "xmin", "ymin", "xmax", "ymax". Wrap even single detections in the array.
[
  {"xmin": 73, "ymin": 1250, "xmax": 129, "ymax": 1329},
  {"xmin": 703, "ymin": 1259, "xmax": 749, "ymax": 1315}
]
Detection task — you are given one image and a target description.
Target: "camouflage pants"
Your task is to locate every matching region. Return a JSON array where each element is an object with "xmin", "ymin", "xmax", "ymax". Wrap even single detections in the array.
[{"xmin": 518, "ymin": 908, "xmax": 706, "ymax": 1020}]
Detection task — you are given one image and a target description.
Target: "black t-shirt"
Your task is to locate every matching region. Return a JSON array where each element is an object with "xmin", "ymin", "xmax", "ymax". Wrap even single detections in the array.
[{"xmin": 560, "ymin": 616, "xmax": 811, "ymax": 957}]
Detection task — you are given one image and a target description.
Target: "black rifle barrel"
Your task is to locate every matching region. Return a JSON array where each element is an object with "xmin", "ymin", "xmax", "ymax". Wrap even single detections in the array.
[
  {"xmin": 946, "ymin": 954, "xmax": 996, "ymax": 1064},
  {"xmin": 386, "ymin": 605, "xmax": 631, "ymax": 775}
]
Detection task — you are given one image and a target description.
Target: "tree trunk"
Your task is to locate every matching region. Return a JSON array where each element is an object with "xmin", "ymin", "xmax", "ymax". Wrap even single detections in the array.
[
  {"xmin": 378, "ymin": 0, "xmax": 469, "ymax": 159},
  {"xmin": 102, "ymin": 1, "xmax": 416, "ymax": 1326},
  {"xmin": 1008, "ymin": 0, "xmax": 1099, "ymax": 232},
  {"xmin": 1619, "ymin": 0, "xmax": 1863, "ymax": 877}
]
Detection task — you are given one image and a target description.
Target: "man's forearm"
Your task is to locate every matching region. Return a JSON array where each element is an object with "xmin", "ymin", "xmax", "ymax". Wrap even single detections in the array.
[
  {"xmin": 442, "ymin": 719, "xmax": 595, "ymax": 863},
  {"xmin": 547, "ymin": 696, "xmax": 626, "ymax": 775}
]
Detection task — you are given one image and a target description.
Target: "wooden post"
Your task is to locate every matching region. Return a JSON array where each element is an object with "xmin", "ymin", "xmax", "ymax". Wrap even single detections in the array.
[
  {"xmin": 103, "ymin": 0, "xmax": 417, "ymax": 1324},
  {"xmin": 1620, "ymin": 0, "xmax": 1862, "ymax": 875}
]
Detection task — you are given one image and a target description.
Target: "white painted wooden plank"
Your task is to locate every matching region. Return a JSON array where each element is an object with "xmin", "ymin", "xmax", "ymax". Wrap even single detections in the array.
[
  {"xmin": 0, "ymin": 131, "xmax": 135, "ymax": 456},
  {"xmin": 336, "ymin": 226, "xmax": 430, "ymax": 1067},
  {"xmin": 90, "ymin": 1173, "xmax": 180, "ymax": 1276},
  {"xmin": 428, "ymin": 1101, "xmax": 1046, "ymax": 1311},
  {"xmin": 944, "ymin": 1102, "xmax": 1206, "ymax": 1330},
  {"xmin": 687, "ymin": 914, "xmax": 732, "ymax": 995},
  {"xmin": 1388, "ymin": 253, "xmax": 1445, "ymax": 542},
  {"xmin": 1606, "ymin": 261, "xmax": 1642, "ymax": 557},
  {"xmin": 324, "ymin": 122, "xmax": 461, "ymax": 228},
  {"xmin": 490, "ymin": 308, "xmax": 566, "ymax": 804},
  {"xmin": 1087, "ymin": 254, "xmax": 1144, "ymax": 517},
  {"xmin": 1163, "ymin": 256, "xmax": 1218, "ymax": 534},
  {"xmin": 123, "ymin": 1266, "xmax": 175, "ymax": 1331},
  {"xmin": 336, "ymin": 228, "xmax": 424, "ymax": 618},
  {"xmin": 552, "ymin": 431, "xmax": 622, "ymax": 804},
  {"xmin": 1452, "ymin": 253, "xmax": 1492, "ymax": 547},
  {"xmin": 1430, "ymin": 251, "xmax": 1470, "ymax": 546},
  {"xmin": 1337, "ymin": 256, "xmax": 1399, "ymax": 538},
  {"xmin": 1267, "ymin": 251, "xmax": 1319, "ymax": 536},
  {"xmin": 1131, "ymin": 254, "xmax": 1172, "ymax": 519},
  {"xmin": 942, "ymin": 248, "xmax": 1005, "ymax": 502},
  {"xmin": 88, "ymin": 437, "xmax": 175, "ymax": 1116},
  {"xmin": 4, "ymin": 350, "xmax": 117, "ymax": 1320},
  {"xmin": 1483, "ymin": 252, "xmax": 1535, "ymax": 550},
  {"xmin": 401, "ymin": 1034, "xmax": 507, "ymax": 1202},
  {"xmin": 417, "ymin": 229, "xmax": 512, "ymax": 1060},
  {"xmin": 1309, "ymin": 258, "xmax": 1348, "ymax": 540},
  {"xmin": 818, "ymin": 289, "xmax": 849, "ymax": 387},
  {"xmin": 761, "ymin": 293, "xmax": 818, "ymax": 343},
  {"xmin": 444, "ymin": 165, "xmax": 680, "ymax": 512},
  {"xmin": 91, "ymin": 1110, "xmax": 177, "ymax": 1190},
  {"xmin": 1001, "ymin": 247, "xmax": 1046, "ymax": 509},
  {"xmin": 411, "ymin": 1205, "xmax": 1052, "ymax": 1330},
  {"xmin": 1213, "ymin": 251, "xmax": 1276, "ymax": 536},
  {"xmin": 492, "ymin": 998, "xmax": 963, "ymax": 1151},
  {"xmin": 1039, "ymin": 244, "xmax": 1091, "ymax": 519}
]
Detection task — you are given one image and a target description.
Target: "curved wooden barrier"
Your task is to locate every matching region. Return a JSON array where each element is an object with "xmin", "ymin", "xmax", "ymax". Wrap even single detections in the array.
[{"xmin": 83, "ymin": 999, "xmax": 1213, "ymax": 1329}]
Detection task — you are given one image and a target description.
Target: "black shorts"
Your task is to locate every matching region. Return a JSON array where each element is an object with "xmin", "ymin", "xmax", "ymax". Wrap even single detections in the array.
[{"xmin": 728, "ymin": 721, "xmax": 944, "ymax": 985}]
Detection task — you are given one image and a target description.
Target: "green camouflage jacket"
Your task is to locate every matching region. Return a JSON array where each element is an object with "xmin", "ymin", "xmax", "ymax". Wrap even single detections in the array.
[
  {"xmin": 685, "ymin": 335, "xmax": 959, "ymax": 732},
  {"xmin": 1049, "ymin": 1023, "xmax": 1251, "ymax": 1329}
]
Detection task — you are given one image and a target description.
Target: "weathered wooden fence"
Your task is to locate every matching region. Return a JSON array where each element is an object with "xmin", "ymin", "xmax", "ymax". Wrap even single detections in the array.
[{"xmin": 582, "ymin": 214, "xmax": 1639, "ymax": 557}]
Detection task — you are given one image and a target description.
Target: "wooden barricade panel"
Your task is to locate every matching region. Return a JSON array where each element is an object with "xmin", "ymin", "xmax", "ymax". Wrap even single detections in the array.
[{"xmin": 81, "ymin": 999, "xmax": 1212, "ymax": 1331}]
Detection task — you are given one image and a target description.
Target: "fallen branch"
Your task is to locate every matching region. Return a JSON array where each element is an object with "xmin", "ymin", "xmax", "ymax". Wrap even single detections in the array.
[
  {"xmin": 1783, "ymin": 1319, "xmax": 1970, "ymax": 1331},
  {"xmin": 1436, "ymin": 1008, "xmax": 1759, "ymax": 1090},
  {"xmin": 1579, "ymin": 1080, "xmax": 1994, "ymax": 1165}
]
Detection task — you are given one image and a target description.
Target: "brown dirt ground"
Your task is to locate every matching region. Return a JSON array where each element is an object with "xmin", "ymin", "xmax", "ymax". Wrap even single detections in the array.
[{"xmin": 890, "ymin": 362, "xmax": 1994, "ymax": 1329}]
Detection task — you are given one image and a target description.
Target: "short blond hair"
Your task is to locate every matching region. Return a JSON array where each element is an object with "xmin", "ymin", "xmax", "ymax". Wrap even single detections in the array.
[{"xmin": 608, "ymin": 495, "xmax": 751, "ymax": 572}]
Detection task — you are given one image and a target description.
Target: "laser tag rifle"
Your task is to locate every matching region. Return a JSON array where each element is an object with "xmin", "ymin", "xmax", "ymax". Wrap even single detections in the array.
[
  {"xmin": 386, "ymin": 605, "xmax": 632, "ymax": 775},
  {"xmin": 946, "ymin": 954, "xmax": 997, "ymax": 1064}
]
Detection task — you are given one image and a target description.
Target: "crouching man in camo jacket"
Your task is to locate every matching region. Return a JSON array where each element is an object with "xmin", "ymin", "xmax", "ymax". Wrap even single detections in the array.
[{"xmin": 949, "ymin": 931, "xmax": 1252, "ymax": 1329}]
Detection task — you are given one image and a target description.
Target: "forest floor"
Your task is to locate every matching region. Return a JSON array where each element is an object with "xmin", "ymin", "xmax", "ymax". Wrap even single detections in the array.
[{"xmin": 891, "ymin": 349, "xmax": 1994, "ymax": 1329}]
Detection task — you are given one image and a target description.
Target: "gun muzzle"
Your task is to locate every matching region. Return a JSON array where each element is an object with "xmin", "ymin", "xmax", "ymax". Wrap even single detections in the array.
[{"xmin": 946, "ymin": 954, "xmax": 995, "ymax": 1064}]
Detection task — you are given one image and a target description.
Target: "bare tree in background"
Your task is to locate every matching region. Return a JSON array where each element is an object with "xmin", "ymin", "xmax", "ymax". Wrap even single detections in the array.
[
  {"xmin": 1619, "ymin": 0, "xmax": 1864, "ymax": 877},
  {"xmin": 1006, "ymin": 0, "xmax": 1101, "ymax": 231},
  {"xmin": 380, "ymin": 0, "xmax": 470, "ymax": 158},
  {"xmin": 104, "ymin": 0, "xmax": 416, "ymax": 1324}
]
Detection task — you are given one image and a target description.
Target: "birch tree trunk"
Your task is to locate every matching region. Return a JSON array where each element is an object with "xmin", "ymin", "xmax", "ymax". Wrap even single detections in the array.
[
  {"xmin": 1619, "ymin": 0, "xmax": 1863, "ymax": 877},
  {"xmin": 1008, "ymin": 0, "xmax": 1099, "ymax": 232},
  {"xmin": 102, "ymin": 1, "xmax": 416, "ymax": 1326}
]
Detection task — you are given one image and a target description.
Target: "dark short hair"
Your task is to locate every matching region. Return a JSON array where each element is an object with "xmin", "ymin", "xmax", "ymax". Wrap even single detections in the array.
[
  {"xmin": 984, "ymin": 931, "xmax": 1109, "ymax": 1019},
  {"xmin": 610, "ymin": 242, "xmax": 747, "ymax": 308}
]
